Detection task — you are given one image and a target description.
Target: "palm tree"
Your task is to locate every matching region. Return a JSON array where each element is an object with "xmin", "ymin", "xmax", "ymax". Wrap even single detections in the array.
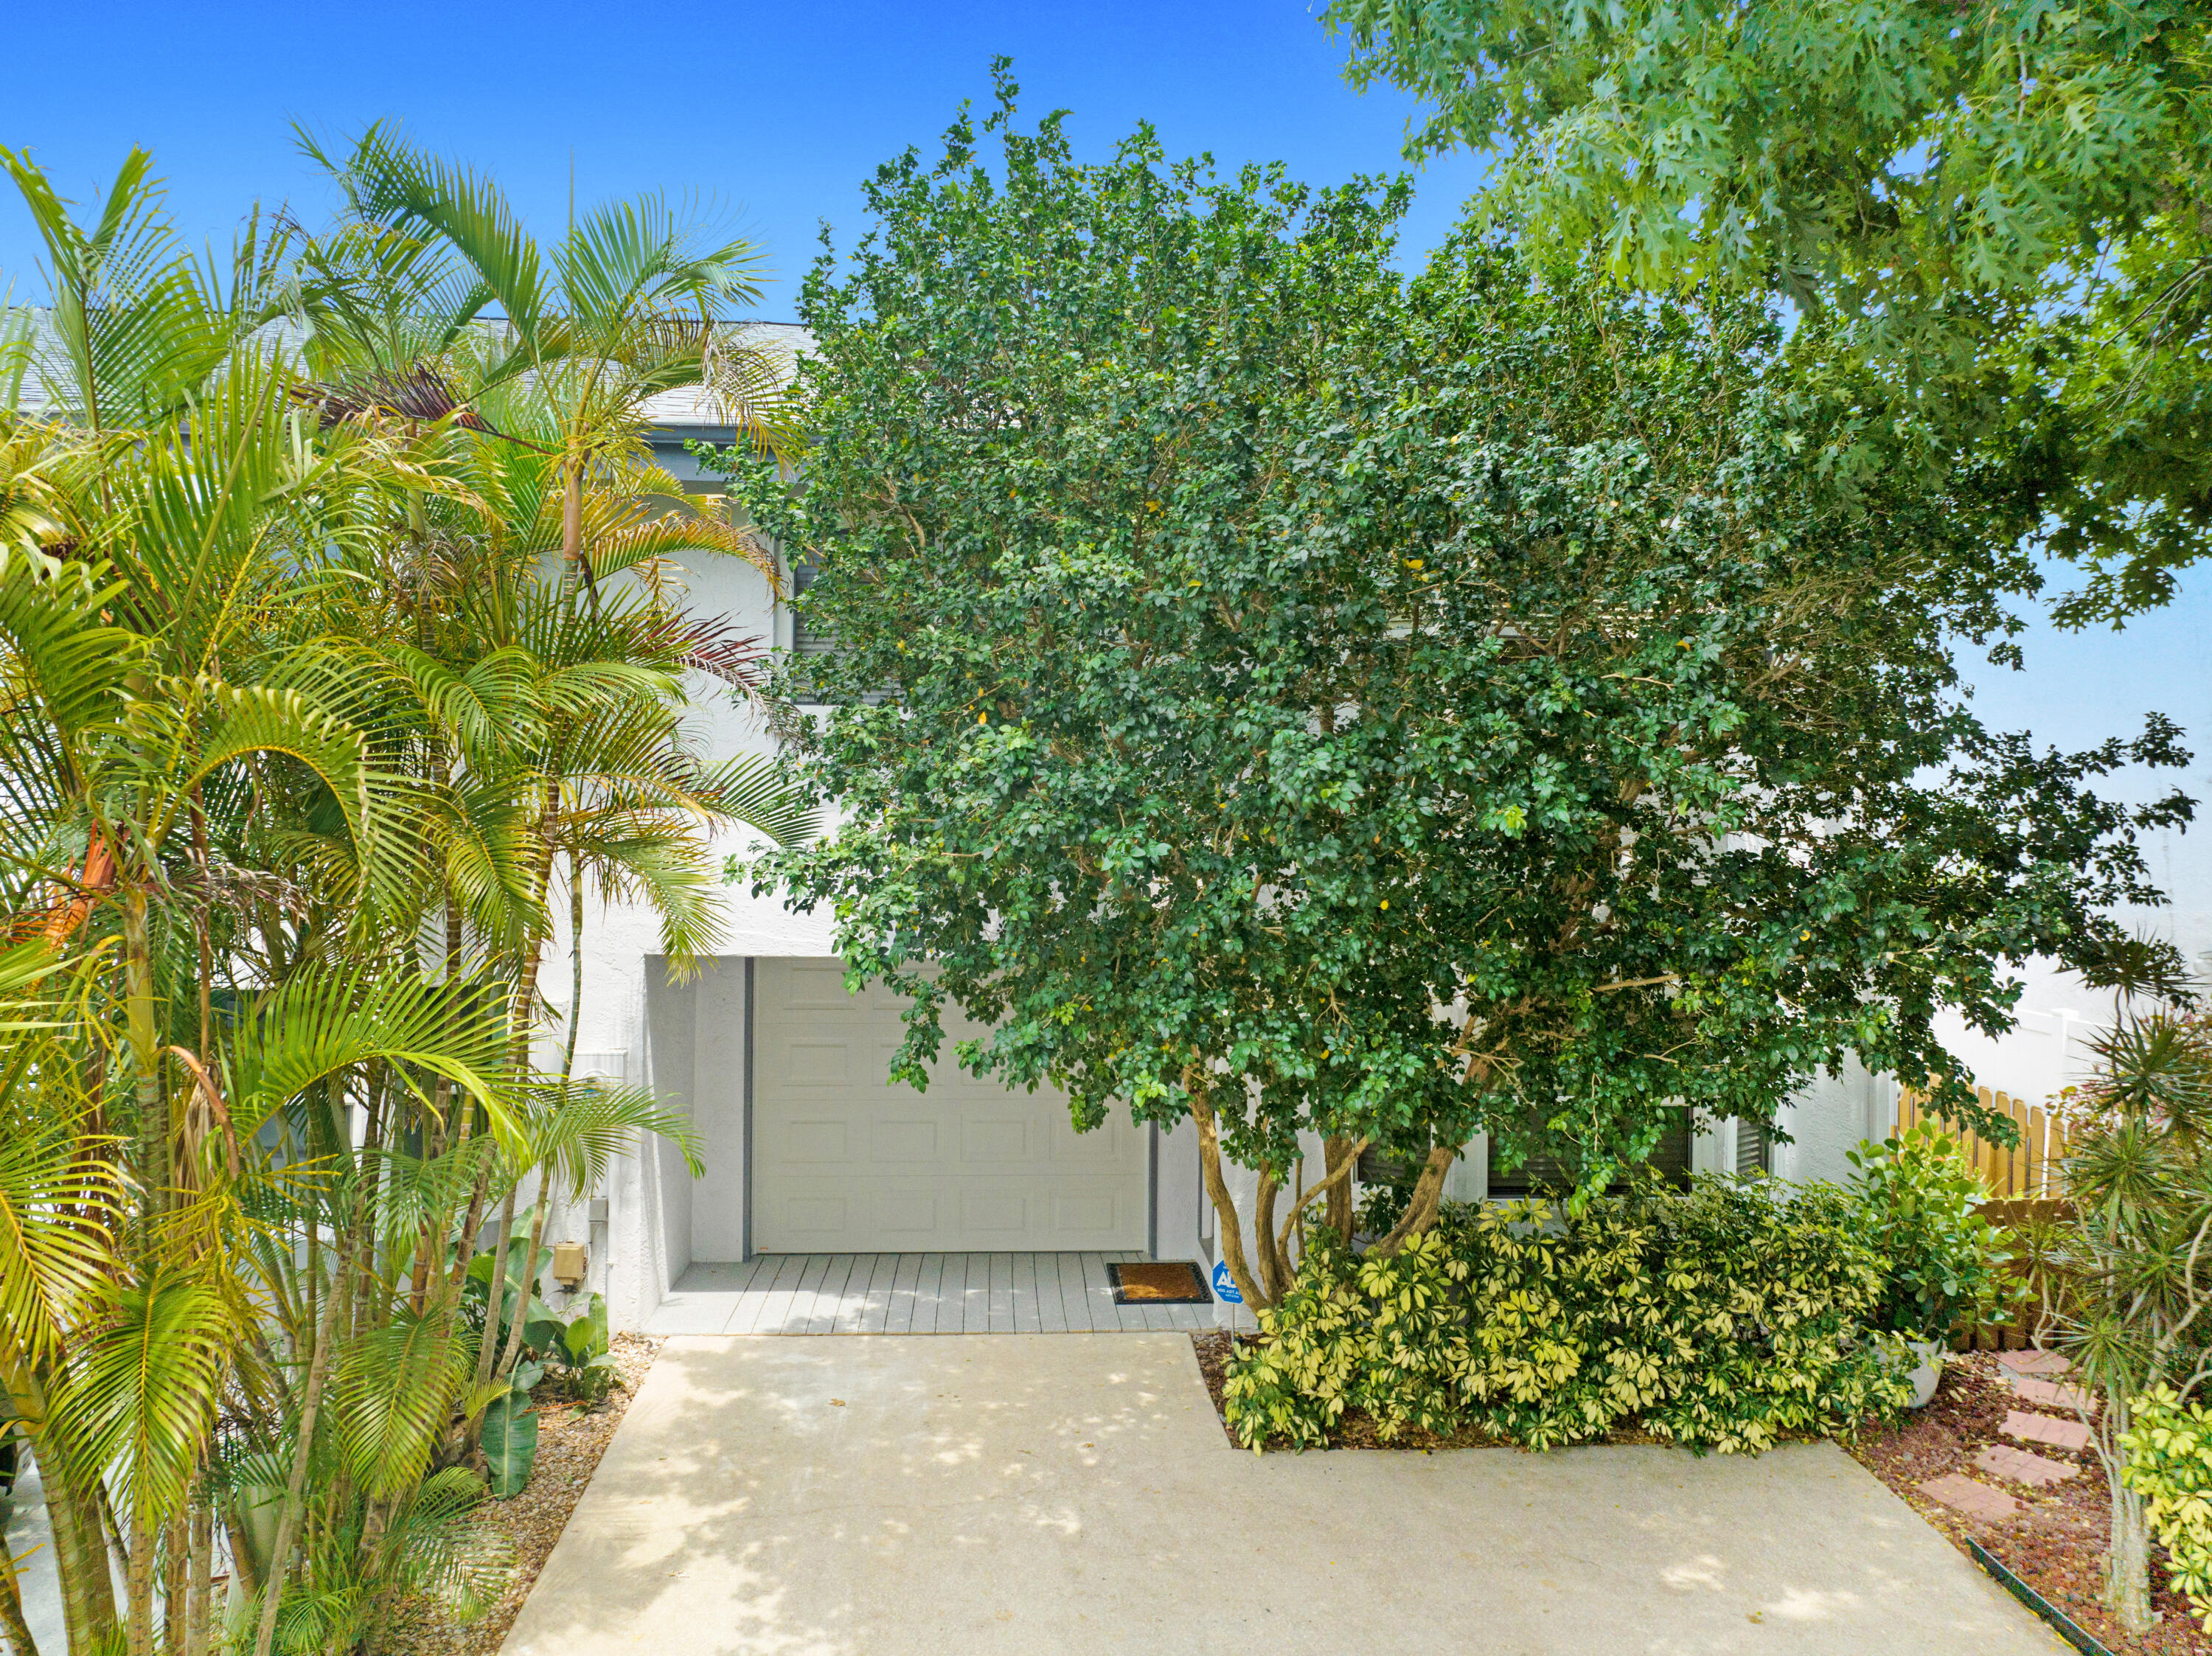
[
  {"xmin": 293, "ymin": 122, "xmax": 795, "ymax": 580},
  {"xmin": 0, "ymin": 133, "xmax": 807, "ymax": 1656}
]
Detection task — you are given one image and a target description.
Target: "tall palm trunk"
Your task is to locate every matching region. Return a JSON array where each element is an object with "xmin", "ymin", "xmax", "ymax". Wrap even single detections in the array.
[
  {"xmin": 471, "ymin": 824, "xmax": 557, "ymax": 1419},
  {"xmin": 125, "ymin": 1501, "xmax": 154, "ymax": 1656},
  {"xmin": 0, "ymin": 1541, "xmax": 37, "ymax": 1656},
  {"xmin": 0, "ymin": 1568, "xmax": 36, "ymax": 1656},
  {"xmin": 494, "ymin": 859, "xmax": 587, "ymax": 1388},
  {"xmin": 472, "ymin": 1186, "xmax": 519, "ymax": 1401},
  {"xmin": 251, "ymin": 1183, "xmax": 365, "ymax": 1656},
  {"xmin": 120, "ymin": 891, "xmax": 170, "ymax": 1225},
  {"xmin": 41, "ymin": 1455, "xmax": 119, "ymax": 1651},
  {"xmin": 183, "ymin": 1492, "xmax": 213, "ymax": 1656},
  {"xmin": 561, "ymin": 858, "xmax": 585, "ymax": 1083}
]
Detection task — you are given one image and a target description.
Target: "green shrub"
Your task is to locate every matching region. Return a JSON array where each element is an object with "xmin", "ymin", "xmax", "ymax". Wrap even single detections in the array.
[
  {"xmin": 1846, "ymin": 1124, "xmax": 2012, "ymax": 1338},
  {"xmin": 2121, "ymin": 1385, "xmax": 2212, "ymax": 1631},
  {"xmin": 527, "ymin": 1293, "xmax": 619, "ymax": 1402},
  {"xmin": 1223, "ymin": 1175, "xmax": 1916, "ymax": 1453}
]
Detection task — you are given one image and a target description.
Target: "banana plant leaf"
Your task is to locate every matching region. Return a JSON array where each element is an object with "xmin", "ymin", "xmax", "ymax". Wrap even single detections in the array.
[
  {"xmin": 481, "ymin": 1391, "xmax": 538, "ymax": 1498},
  {"xmin": 524, "ymin": 1308, "xmax": 568, "ymax": 1354}
]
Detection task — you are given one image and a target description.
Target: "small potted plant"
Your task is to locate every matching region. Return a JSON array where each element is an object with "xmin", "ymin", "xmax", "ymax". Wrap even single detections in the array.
[{"xmin": 1848, "ymin": 1123, "xmax": 2011, "ymax": 1405}]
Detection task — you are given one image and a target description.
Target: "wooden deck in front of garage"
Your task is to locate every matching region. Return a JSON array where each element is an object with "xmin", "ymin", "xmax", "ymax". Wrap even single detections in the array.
[{"xmin": 644, "ymin": 1251, "xmax": 1221, "ymax": 1335}]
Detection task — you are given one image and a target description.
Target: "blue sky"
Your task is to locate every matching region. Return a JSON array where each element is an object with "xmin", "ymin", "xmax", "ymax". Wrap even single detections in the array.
[
  {"xmin": 7, "ymin": 0, "xmax": 2208, "ymax": 838},
  {"xmin": 0, "ymin": 1, "xmax": 1486, "ymax": 319}
]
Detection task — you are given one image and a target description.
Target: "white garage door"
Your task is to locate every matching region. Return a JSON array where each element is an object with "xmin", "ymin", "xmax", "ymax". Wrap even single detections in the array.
[{"xmin": 752, "ymin": 958, "xmax": 1148, "ymax": 1253}]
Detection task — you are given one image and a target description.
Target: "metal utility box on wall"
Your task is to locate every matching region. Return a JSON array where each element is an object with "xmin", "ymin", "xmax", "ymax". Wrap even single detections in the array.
[{"xmin": 552, "ymin": 1242, "xmax": 588, "ymax": 1289}]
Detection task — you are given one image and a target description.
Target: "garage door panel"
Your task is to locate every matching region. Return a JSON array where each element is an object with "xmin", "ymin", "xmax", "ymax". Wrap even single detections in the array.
[
  {"xmin": 752, "ymin": 959, "xmax": 1145, "ymax": 1253},
  {"xmin": 781, "ymin": 1120, "xmax": 849, "ymax": 1162},
  {"xmin": 1048, "ymin": 1118, "xmax": 1128, "ymax": 1166},
  {"xmin": 875, "ymin": 1189, "xmax": 939, "ymax": 1235},
  {"xmin": 961, "ymin": 1191, "xmax": 1028, "ymax": 1233},
  {"xmin": 872, "ymin": 1120, "xmax": 939, "ymax": 1161},
  {"xmin": 1051, "ymin": 1194, "xmax": 1119, "ymax": 1236},
  {"xmin": 784, "ymin": 1042, "xmax": 851, "ymax": 1083},
  {"xmin": 961, "ymin": 1119, "xmax": 1032, "ymax": 1162},
  {"xmin": 776, "ymin": 959, "xmax": 862, "ymax": 1010}
]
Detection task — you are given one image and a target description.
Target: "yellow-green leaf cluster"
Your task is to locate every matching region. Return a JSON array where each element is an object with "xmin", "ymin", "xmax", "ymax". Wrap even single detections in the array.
[
  {"xmin": 2122, "ymin": 1386, "xmax": 2212, "ymax": 1629},
  {"xmin": 1225, "ymin": 1175, "xmax": 1915, "ymax": 1453}
]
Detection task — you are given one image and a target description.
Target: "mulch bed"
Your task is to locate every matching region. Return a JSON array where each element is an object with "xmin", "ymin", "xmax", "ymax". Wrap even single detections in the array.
[
  {"xmin": 1849, "ymin": 1351, "xmax": 2210, "ymax": 1655},
  {"xmin": 385, "ymin": 1332, "xmax": 661, "ymax": 1656},
  {"xmin": 1191, "ymin": 1332, "xmax": 2209, "ymax": 1652}
]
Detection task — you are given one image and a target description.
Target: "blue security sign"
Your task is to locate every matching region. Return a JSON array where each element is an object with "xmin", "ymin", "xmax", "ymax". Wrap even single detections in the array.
[{"xmin": 1211, "ymin": 1261, "xmax": 1242, "ymax": 1304}]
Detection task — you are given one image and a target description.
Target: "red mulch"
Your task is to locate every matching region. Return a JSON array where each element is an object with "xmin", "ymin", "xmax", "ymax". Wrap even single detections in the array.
[
  {"xmin": 1190, "ymin": 1332, "xmax": 2211, "ymax": 1651},
  {"xmin": 1849, "ymin": 1351, "xmax": 2210, "ymax": 1654}
]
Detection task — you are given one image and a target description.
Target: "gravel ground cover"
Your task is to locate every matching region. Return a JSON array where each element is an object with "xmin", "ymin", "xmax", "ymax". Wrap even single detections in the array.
[
  {"xmin": 1189, "ymin": 1332, "xmax": 2208, "ymax": 1652},
  {"xmin": 385, "ymin": 1333, "xmax": 661, "ymax": 1656}
]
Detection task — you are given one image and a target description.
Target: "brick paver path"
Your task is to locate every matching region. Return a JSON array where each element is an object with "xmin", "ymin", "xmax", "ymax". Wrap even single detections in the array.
[
  {"xmin": 1997, "ymin": 1349, "xmax": 2070, "ymax": 1377},
  {"xmin": 2011, "ymin": 1375, "xmax": 2093, "ymax": 1412},
  {"xmin": 1974, "ymin": 1444, "xmax": 2079, "ymax": 1488},
  {"xmin": 2002, "ymin": 1410, "xmax": 2092, "ymax": 1452},
  {"xmin": 1918, "ymin": 1473, "xmax": 2023, "ymax": 1521}
]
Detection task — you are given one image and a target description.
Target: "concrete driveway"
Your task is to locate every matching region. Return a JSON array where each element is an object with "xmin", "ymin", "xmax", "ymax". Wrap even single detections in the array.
[{"xmin": 500, "ymin": 1334, "xmax": 2059, "ymax": 1656}]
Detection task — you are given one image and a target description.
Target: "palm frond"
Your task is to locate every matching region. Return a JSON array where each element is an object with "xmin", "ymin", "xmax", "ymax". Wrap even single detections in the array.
[
  {"xmin": 228, "ymin": 966, "xmax": 523, "ymax": 1154},
  {"xmin": 527, "ymin": 1076, "xmax": 703, "ymax": 1197},
  {"xmin": 330, "ymin": 1309, "xmax": 474, "ymax": 1497},
  {"xmin": 52, "ymin": 1266, "xmax": 234, "ymax": 1523}
]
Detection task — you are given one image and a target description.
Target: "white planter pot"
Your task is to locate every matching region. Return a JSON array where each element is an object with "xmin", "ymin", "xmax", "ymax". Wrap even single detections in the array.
[{"xmin": 1905, "ymin": 1337, "xmax": 1944, "ymax": 1409}]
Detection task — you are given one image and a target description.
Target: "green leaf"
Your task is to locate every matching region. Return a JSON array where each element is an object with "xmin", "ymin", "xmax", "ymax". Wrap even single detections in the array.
[{"xmin": 480, "ymin": 1392, "xmax": 538, "ymax": 1499}]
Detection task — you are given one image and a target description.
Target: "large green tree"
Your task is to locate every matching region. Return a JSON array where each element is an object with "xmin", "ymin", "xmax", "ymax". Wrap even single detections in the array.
[
  {"xmin": 713, "ymin": 77, "xmax": 2189, "ymax": 1310},
  {"xmin": 1325, "ymin": 0, "xmax": 2212, "ymax": 620}
]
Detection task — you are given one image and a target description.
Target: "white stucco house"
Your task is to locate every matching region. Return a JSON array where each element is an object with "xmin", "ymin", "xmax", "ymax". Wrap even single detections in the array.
[{"xmin": 541, "ymin": 328, "xmax": 2212, "ymax": 1335}]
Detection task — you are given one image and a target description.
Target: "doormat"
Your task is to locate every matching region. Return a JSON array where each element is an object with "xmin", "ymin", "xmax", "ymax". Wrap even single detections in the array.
[{"xmin": 1108, "ymin": 1262, "xmax": 1212, "ymax": 1305}]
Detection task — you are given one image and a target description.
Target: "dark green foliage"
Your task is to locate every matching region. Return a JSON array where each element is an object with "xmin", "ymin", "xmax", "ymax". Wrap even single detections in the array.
[
  {"xmin": 1846, "ymin": 1125, "xmax": 2014, "ymax": 1339},
  {"xmin": 530, "ymin": 1292, "xmax": 617, "ymax": 1402},
  {"xmin": 479, "ymin": 1361, "xmax": 543, "ymax": 1500},
  {"xmin": 709, "ymin": 74, "xmax": 2189, "ymax": 1206},
  {"xmin": 1224, "ymin": 1177, "xmax": 1916, "ymax": 1453}
]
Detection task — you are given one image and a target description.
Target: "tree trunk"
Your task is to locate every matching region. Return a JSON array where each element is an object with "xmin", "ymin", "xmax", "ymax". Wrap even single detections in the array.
[
  {"xmin": 1369, "ymin": 1145, "xmax": 1457, "ymax": 1256},
  {"xmin": 1276, "ymin": 1138, "xmax": 1368, "ymax": 1265},
  {"xmin": 161, "ymin": 1510, "xmax": 185, "ymax": 1655},
  {"xmin": 495, "ymin": 1200, "xmax": 552, "ymax": 1384},
  {"xmin": 1322, "ymin": 1135, "xmax": 1356, "ymax": 1244},
  {"xmin": 1187, "ymin": 1086, "xmax": 1269, "ymax": 1312},
  {"xmin": 471, "ymin": 1186, "xmax": 520, "ymax": 1402},
  {"xmin": 125, "ymin": 1503, "xmax": 153, "ymax": 1656},
  {"xmin": 42, "ymin": 1456, "xmax": 119, "ymax": 1652},
  {"xmin": 221, "ymin": 1508, "xmax": 261, "ymax": 1605},
  {"xmin": 562, "ymin": 858, "xmax": 585, "ymax": 1084},
  {"xmin": 563, "ymin": 461, "xmax": 583, "ymax": 566},
  {"xmin": 183, "ymin": 1494, "xmax": 212, "ymax": 1656},
  {"xmin": 2108, "ymin": 1472, "xmax": 2154, "ymax": 1633},
  {"xmin": 121, "ymin": 892, "xmax": 170, "ymax": 1225},
  {"xmin": 251, "ymin": 1192, "xmax": 363, "ymax": 1656},
  {"xmin": 1252, "ymin": 1169, "xmax": 1287, "ymax": 1304}
]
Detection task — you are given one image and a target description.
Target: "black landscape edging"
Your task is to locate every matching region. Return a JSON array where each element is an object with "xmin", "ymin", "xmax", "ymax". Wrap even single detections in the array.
[{"xmin": 1966, "ymin": 1537, "xmax": 2118, "ymax": 1656}]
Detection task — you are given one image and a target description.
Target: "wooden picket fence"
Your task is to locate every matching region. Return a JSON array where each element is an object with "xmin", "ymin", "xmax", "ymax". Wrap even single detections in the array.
[
  {"xmin": 1898, "ymin": 1085, "xmax": 2070, "ymax": 1200},
  {"xmin": 1896, "ymin": 1085, "xmax": 2077, "ymax": 1351}
]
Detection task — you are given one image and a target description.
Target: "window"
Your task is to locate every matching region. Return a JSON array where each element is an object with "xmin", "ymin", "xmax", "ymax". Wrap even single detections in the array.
[
  {"xmin": 1733, "ymin": 1117, "xmax": 1770, "ymax": 1176},
  {"xmin": 1484, "ymin": 1113, "xmax": 1694, "ymax": 1197},
  {"xmin": 788, "ymin": 557, "xmax": 830, "ymax": 664}
]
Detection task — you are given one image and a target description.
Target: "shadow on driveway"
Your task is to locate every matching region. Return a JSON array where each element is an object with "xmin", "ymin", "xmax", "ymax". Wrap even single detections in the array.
[{"xmin": 499, "ymin": 1333, "xmax": 2061, "ymax": 1656}]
